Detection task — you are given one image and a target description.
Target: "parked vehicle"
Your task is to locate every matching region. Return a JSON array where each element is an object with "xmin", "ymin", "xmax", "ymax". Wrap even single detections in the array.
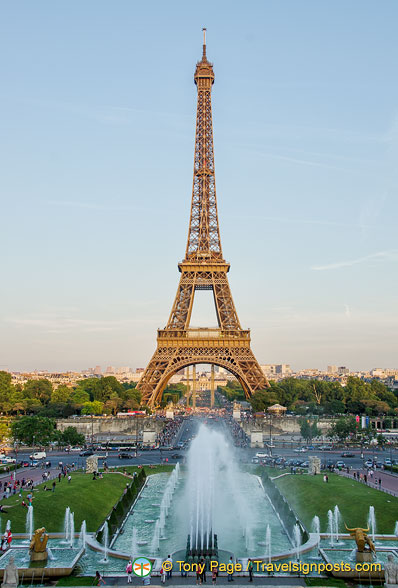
[
  {"xmin": 341, "ymin": 452, "xmax": 355, "ymax": 458},
  {"xmin": 118, "ymin": 453, "xmax": 133, "ymax": 459},
  {"xmin": 79, "ymin": 450, "xmax": 94, "ymax": 457}
]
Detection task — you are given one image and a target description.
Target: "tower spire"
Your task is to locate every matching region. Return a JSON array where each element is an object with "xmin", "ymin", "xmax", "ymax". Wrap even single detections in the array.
[
  {"xmin": 202, "ymin": 27, "xmax": 207, "ymax": 59},
  {"xmin": 186, "ymin": 34, "xmax": 220, "ymax": 262}
]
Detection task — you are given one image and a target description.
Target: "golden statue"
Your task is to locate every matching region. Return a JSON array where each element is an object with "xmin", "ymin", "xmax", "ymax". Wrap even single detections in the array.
[
  {"xmin": 29, "ymin": 528, "xmax": 48, "ymax": 562},
  {"xmin": 345, "ymin": 524, "xmax": 376, "ymax": 557}
]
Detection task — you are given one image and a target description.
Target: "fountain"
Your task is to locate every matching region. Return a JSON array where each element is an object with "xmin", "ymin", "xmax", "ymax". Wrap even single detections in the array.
[
  {"xmin": 327, "ymin": 509, "xmax": 335, "ymax": 546},
  {"xmin": 101, "ymin": 522, "xmax": 109, "ymax": 563},
  {"xmin": 25, "ymin": 506, "xmax": 34, "ymax": 542},
  {"xmin": 69, "ymin": 512, "xmax": 75, "ymax": 548},
  {"xmin": 293, "ymin": 524, "xmax": 301, "ymax": 560},
  {"xmin": 265, "ymin": 524, "xmax": 271, "ymax": 563},
  {"xmin": 334, "ymin": 505, "xmax": 341, "ymax": 541},
  {"xmin": 184, "ymin": 424, "xmax": 252, "ymax": 560},
  {"xmin": 368, "ymin": 506, "xmax": 376, "ymax": 541},
  {"xmin": 63, "ymin": 507, "xmax": 71, "ymax": 544},
  {"xmin": 311, "ymin": 516, "xmax": 320, "ymax": 544},
  {"xmin": 79, "ymin": 521, "xmax": 87, "ymax": 550},
  {"xmin": 150, "ymin": 521, "xmax": 160, "ymax": 553}
]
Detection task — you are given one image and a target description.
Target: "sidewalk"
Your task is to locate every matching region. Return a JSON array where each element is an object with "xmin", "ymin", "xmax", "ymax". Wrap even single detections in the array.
[{"xmin": 337, "ymin": 468, "xmax": 398, "ymax": 497}]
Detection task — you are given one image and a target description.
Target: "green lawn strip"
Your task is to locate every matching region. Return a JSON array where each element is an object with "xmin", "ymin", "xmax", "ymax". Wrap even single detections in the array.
[
  {"xmin": 0, "ymin": 473, "xmax": 129, "ymax": 533},
  {"xmin": 305, "ymin": 578, "xmax": 348, "ymax": 587},
  {"xmin": 112, "ymin": 464, "xmax": 174, "ymax": 476},
  {"xmin": 56, "ymin": 577, "xmax": 95, "ymax": 586},
  {"xmin": 273, "ymin": 472, "xmax": 398, "ymax": 533}
]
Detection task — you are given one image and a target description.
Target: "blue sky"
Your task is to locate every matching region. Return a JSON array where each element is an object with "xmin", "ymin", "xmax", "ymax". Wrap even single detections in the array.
[{"xmin": 1, "ymin": 0, "xmax": 397, "ymax": 372}]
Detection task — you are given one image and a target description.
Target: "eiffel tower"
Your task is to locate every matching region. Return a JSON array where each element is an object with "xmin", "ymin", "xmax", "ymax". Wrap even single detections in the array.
[{"xmin": 138, "ymin": 32, "xmax": 269, "ymax": 407}]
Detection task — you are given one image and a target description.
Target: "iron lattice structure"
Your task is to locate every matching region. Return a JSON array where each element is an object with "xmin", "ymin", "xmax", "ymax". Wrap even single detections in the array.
[{"xmin": 138, "ymin": 35, "xmax": 269, "ymax": 407}]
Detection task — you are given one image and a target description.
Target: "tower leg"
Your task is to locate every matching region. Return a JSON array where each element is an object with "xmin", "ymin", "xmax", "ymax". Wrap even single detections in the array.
[
  {"xmin": 192, "ymin": 365, "xmax": 196, "ymax": 410},
  {"xmin": 185, "ymin": 366, "xmax": 190, "ymax": 408},
  {"xmin": 210, "ymin": 364, "xmax": 215, "ymax": 409}
]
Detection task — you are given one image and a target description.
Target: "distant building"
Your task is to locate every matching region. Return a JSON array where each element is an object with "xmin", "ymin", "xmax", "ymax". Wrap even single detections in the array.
[
  {"xmin": 261, "ymin": 364, "xmax": 292, "ymax": 378},
  {"xmin": 93, "ymin": 365, "xmax": 102, "ymax": 375},
  {"xmin": 338, "ymin": 366, "xmax": 349, "ymax": 375},
  {"xmin": 327, "ymin": 365, "xmax": 338, "ymax": 374}
]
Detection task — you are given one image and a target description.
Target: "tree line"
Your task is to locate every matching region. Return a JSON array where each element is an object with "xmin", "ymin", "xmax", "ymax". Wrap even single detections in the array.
[{"xmin": 219, "ymin": 376, "xmax": 397, "ymax": 416}]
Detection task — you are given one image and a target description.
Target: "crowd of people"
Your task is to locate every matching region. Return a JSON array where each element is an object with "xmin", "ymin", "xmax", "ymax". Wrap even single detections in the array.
[{"xmin": 158, "ymin": 416, "xmax": 183, "ymax": 448}]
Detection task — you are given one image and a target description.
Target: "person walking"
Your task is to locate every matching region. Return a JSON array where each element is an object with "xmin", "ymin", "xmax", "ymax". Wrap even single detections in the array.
[
  {"xmin": 228, "ymin": 556, "xmax": 234, "ymax": 582},
  {"xmin": 126, "ymin": 560, "xmax": 133, "ymax": 583},
  {"xmin": 160, "ymin": 565, "xmax": 166, "ymax": 585},
  {"xmin": 248, "ymin": 559, "xmax": 253, "ymax": 582},
  {"xmin": 52, "ymin": 481, "xmax": 56, "ymax": 492},
  {"xmin": 212, "ymin": 564, "xmax": 218, "ymax": 585},
  {"xmin": 94, "ymin": 571, "xmax": 105, "ymax": 585},
  {"xmin": 200, "ymin": 558, "xmax": 206, "ymax": 584},
  {"xmin": 165, "ymin": 555, "xmax": 173, "ymax": 579}
]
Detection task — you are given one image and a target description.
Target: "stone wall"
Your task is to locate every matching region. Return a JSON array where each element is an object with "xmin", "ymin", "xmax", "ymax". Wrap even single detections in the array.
[
  {"xmin": 56, "ymin": 416, "xmax": 164, "ymax": 438},
  {"xmin": 241, "ymin": 415, "xmax": 334, "ymax": 437}
]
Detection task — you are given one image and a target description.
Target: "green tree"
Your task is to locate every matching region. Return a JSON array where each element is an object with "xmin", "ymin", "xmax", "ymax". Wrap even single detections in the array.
[
  {"xmin": 51, "ymin": 385, "xmax": 72, "ymax": 404},
  {"xmin": 23, "ymin": 379, "xmax": 53, "ymax": 404},
  {"xmin": 0, "ymin": 372, "xmax": 13, "ymax": 411},
  {"xmin": 81, "ymin": 401, "xmax": 104, "ymax": 415},
  {"xmin": 11, "ymin": 416, "xmax": 55, "ymax": 446},
  {"xmin": 249, "ymin": 390, "xmax": 279, "ymax": 412},
  {"xmin": 299, "ymin": 418, "xmax": 320, "ymax": 442},
  {"xmin": 71, "ymin": 389, "xmax": 90, "ymax": 406},
  {"xmin": 329, "ymin": 416, "xmax": 357, "ymax": 442},
  {"xmin": 61, "ymin": 426, "xmax": 85, "ymax": 446}
]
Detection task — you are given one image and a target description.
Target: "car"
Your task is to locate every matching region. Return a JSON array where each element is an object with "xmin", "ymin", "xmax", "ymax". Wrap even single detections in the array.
[
  {"xmin": 300, "ymin": 461, "xmax": 309, "ymax": 468},
  {"xmin": 256, "ymin": 452, "xmax": 267, "ymax": 458},
  {"xmin": 1, "ymin": 457, "xmax": 16, "ymax": 464},
  {"xmin": 79, "ymin": 450, "xmax": 94, "ymax": 457},
  {"xmin": 319, "ymin": 445, "xmax": 333, "ymax": 451},
  {"xmin": 29, "ymin": 452, "xmax": 46, "ymax": 460},
  {"xmin": 69, "ymin": 447, "xmax": 82, "ymax": 452},
  {"xmin": 294, "ymin": 447, "xmax": 307, "ymax": 453},
  {"xmin": 341, "ymin": 452, "xmax": 355, "ymax": 458},
  {"xmin": 171, "ymin": 454, "xmax": 183, "ymax": 459},
  {"xmin": 335, "ymin": 461, "xmax": 346, "ymax": 468},
  {"xmin": 251, "ymin": 457, "xmax": 259, "ymax": 464},
  {"xmin": 118, "ymin": 453, "xmax": 133, "ymax": 459},
  {"xmin": 20, "ymin": 461, "xmax": 30, "ymax": 468},
  {"xmin": 364, "ymin": 460, "xmax": 373, "ymax": 468}
]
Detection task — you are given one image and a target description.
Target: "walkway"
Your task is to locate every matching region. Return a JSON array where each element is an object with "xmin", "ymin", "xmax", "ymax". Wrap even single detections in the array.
[{"xmin": 337, "ymin": 468, "xmax": 398, "ymax": 497}]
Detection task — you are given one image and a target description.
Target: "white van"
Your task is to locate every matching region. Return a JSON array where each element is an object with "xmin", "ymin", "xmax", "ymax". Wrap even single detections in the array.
[{"xmin": 29, "ymin": 451, "xmax": 46, "ymax": 460}]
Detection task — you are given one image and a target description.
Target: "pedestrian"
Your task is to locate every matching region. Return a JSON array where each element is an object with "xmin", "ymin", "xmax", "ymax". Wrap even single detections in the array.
[
  {"xmin": 58, "ymin": 472, "xmax": 62, "ymax": 482},
  {"xmin": 160, "ymin": 565, "xmax": 166, "ymax": 585},
  {"xmin": 379, "ymin": 478, "xmax": 382, "ymax": 488},
  {"xmin": 228, "ymin": 556, "xmax": 234, "ymax": 582},
  {"xmin": 126, "ymin": 560, "xmax": 133, "ymax": 583},
  {"xmin": 325, "ymin": 475, "xmax": 329, "ymax": 483},
  {"xmin": 247, "ymin": 558, "xmax": 253, "ymax": 582},
  {"xmin": 200, "ymin": 558, "xmax": 206, "ymax": 584},
  {"xmin": 212, "ymin": 564, "xmax": 218, "ymax": 585},
  {"xmin": 94, "ymin": 571, "xmax": 105, "ymax": 585},
  {"xmin": 165, "ymin": 555, "xmax": 172, "ymax": 579},
  {"xmin": 68, "ymin": 475, "xmax": 72, "ymax": 483},
  {"xmin": 52, "ymin": 481, "xmax": 56, "ymax": 492}
]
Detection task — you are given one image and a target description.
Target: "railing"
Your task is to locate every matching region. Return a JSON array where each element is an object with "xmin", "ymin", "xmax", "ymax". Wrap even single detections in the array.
[{"xmin": 158, "ymin": 328, "xmax": 250, "ymax": 339}]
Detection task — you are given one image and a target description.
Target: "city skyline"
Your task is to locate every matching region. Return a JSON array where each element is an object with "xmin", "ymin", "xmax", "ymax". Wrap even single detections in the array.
[{"xmin": 1, "ymin": 1, "xmax": 398, "ymax": 372}]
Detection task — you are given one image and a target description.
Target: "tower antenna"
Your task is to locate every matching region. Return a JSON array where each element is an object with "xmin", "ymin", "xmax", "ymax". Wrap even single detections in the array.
[{"xmin": 202, "ymin": 27, "xmax": 207, "ymax": 58}]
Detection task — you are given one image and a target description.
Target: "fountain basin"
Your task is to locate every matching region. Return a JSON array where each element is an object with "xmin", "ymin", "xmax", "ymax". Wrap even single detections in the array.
[{"xmin": 0, "ymin": 547, "xmax": 84, "ymax": 579}]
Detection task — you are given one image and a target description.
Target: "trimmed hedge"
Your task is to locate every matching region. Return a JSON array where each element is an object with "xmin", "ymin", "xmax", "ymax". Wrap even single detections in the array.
[{"xmin": 96, "ymin": 469, "xmax": 146, "ymax": 544}]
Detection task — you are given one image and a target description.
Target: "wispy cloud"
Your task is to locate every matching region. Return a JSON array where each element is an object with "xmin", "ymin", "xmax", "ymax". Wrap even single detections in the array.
[
  {"xmin": 311, "ymin": 249, "xmax": 398, "ymax": 271},
  {"xmin": 3, "ymin": 315, "xmax": 159, "ymax": 334}
]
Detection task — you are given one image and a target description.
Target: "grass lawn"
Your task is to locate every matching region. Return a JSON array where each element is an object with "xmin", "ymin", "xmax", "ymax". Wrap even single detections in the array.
[
  {"xmin": 113, "ymin": 464, "xmax": 174, "ymax": 475},
  {"xmin": 305, "ymin": 578, "xmax": 348, "ymax": 587},
  {"xmin": 56, "ymin": 577, "xmax": 95, "ymax": 586},
  {"xmin": 0, "ymin": 473, "xmax": 130, "ymax": 533},
  {"xmin": 0, "ymin": 465, "xmax": 174, "ymax": 534},
  {"xmin": 274, "ymin": 472, "xmax": 398, "ymax": 533}
]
